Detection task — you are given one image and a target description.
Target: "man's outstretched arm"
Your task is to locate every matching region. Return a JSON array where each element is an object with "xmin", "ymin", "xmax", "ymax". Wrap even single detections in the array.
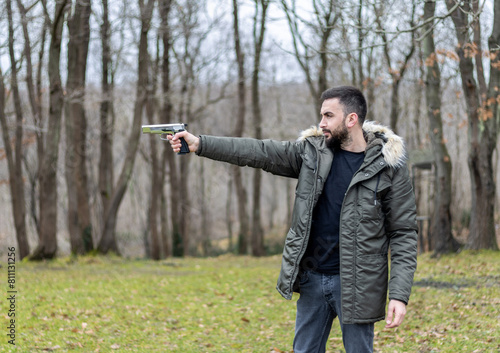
[{"xmin": 167, "ymin": 129, "xmax": 304, "ymax": 178}]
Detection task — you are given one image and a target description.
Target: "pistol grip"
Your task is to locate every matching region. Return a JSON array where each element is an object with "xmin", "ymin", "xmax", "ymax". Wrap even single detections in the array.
[{"xmin": 178, "ymin": 136, "xmax": 190, "ymax": 155}]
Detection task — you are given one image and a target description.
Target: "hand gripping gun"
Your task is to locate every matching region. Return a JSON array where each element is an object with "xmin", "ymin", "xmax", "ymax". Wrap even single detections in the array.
[{"xmin": 141, "ymin": 123, "xmax": 190, "ymax": 154}]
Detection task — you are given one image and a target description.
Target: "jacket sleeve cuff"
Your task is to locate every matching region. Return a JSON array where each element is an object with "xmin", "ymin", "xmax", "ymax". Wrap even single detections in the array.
[
  {"xmin": 389, "ymin": 297, "xmax": 408, "ymax": 305},
  {"xmin": 195, "ymin": 135, "xmax": 204, "ymax": 156}
]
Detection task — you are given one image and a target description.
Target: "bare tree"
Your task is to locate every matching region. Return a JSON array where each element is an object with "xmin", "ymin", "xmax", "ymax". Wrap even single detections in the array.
[
  {"xmin": 98, "ymin": 0, "xmax": 127, "ymax": 253},
  {"xmin": 159, "ymin": 0, "xmax": 174, "ymax": 257},
  {"xmin": 97, "ymin": 0, "xmax": 156, "ymax": 254},
  {"xmin": 280, "ymin": 0, "xmax": 340, "ymax": 112},
  {"xmin": 98, "ymin": 0, "xmax": 114, "ymax": 245},
  {"xmin": 422, "ymin": 0, "xmax": 459, "ymax": 255},
  {"xmin": 250, "ymin": 0, "xmax": 270, "ymax": 256},
  {"xmin": 31, "ymin": 0, "xmax": 69, "ymax": 260},
  {"xmin": 145, "ymin": 36, "xmax": 161, "ymax": 260},
  {"xmin": 232, "ymin": 0, "xmax": 250, "ymax": 254},
  {"xmin": 64, "ymin": 0, "xmax": 93, "ymax": 254},
  {"xmin": 446, "ymin": 0, "xmax": 500, "ymax": 250},
  {"xmin": 169, "ymin": 0, "xmax": 227, "ymax": 256},
  {"xmin": 169, "ymin": 0, "xmax": 198, "ymax": 256},
  {"xmin": 16, "ymin": 0, "xmax": 49, "ymax": 236},
  {"xmin": 2, "ymin": 0, "xmax": 29, "ymax": 259},
  {"xmin": 373, "ymin": 0, "xmax": 417, "ymax": 131}
]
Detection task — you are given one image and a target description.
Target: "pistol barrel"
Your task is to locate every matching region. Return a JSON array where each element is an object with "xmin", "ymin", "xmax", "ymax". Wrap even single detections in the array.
[{"xmin": 141, "ymin": 123, "xmax": 187, "ymax": 134}]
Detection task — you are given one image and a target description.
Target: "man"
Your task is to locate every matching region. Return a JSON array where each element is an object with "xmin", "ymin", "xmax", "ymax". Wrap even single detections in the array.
[{"xmin": 168, "ymin": 86, "xmax": 418, "ymax": 353}]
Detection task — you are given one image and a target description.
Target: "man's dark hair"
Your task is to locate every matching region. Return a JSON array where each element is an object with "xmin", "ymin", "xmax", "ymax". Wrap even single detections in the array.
[{"xmin": 320, "ymin": 86, "xmax": 367, "ymax": 124}]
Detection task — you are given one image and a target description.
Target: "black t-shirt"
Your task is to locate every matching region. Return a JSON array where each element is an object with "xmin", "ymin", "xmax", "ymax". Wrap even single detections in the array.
[{"xmin": 301, "ymin": 148, "xmax": 365, "ymax": 274}]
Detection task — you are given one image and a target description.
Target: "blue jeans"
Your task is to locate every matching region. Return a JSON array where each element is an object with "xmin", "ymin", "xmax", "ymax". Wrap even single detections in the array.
[{"xmin": 293, "ymin": 271, "xmax": 374, "ymax": 353}]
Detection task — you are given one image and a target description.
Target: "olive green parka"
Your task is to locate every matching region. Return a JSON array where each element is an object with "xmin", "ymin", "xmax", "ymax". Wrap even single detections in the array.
[{"xmin": 196, "ymin": 121, "xmax": 418, "ymax": 324}]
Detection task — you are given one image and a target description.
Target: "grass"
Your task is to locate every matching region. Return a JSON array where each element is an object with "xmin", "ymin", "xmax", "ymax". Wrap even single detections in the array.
[{"xmin": 0, "ymin": 251, "xmax": 499, "ymax": 352}]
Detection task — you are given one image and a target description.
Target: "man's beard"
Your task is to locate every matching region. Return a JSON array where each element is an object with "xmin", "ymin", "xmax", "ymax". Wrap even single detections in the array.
[{"xmin": 324, "ymin": 120, "xmax": 351, "ymax": 150}]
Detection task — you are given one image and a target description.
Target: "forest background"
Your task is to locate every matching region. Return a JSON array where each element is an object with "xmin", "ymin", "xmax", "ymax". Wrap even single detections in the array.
[{"xmin": 1, "ymin": 0, "xmax": 500, "ymax": 260}]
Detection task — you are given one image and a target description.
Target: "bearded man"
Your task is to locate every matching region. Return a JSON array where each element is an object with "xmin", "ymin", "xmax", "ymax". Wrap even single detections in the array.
[{"xmin": 168, "ymin": 86, "xmax": 418, "ymax": 353}]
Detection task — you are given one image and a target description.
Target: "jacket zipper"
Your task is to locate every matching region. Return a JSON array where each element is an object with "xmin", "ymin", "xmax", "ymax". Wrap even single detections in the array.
[
  {"xmin": 339, "ymin": 159, "xmax": 383, "ymax": 322},
  {"xmin": 290, "ymin": 146, "xmax": 324, "ymax": 293},
  {"xmin": 373, "ymin": 173, "xmax": 381, "ymax": 205}
]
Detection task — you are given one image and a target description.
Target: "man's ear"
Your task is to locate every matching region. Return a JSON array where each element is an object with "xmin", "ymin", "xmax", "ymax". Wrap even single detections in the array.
[{"xmin": 346, "ymin": 113, "xmax": 359, "ymax": 128}]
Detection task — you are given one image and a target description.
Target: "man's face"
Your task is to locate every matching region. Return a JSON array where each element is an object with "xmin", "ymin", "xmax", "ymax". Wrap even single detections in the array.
[{"xmin": 319, "ymin": 98, "xmax": 350, "ymax": 149}]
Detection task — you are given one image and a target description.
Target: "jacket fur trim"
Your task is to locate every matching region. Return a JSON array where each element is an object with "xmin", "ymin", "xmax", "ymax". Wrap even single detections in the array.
[{"xmin": 297, "ymin": 120, "xmax": 406, "ymax": 168}]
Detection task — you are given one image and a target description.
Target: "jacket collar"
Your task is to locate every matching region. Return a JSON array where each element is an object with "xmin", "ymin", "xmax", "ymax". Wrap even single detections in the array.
[{"xmin": 297, "ymin": 120, "xmax": 406, "ymax": 168}]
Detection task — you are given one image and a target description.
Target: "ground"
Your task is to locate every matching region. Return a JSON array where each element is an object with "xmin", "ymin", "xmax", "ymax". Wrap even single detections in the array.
[{"xmin": 0, "ymin": 251, "xmax": 498, "ymax": 352}]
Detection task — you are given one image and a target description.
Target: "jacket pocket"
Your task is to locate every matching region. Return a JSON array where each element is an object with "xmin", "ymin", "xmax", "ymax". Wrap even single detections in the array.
[
  {"xmin": 360, "ymin": 173, "xmax": 390, "ymax": 221},
  {"xmin": 354, "ymin": 254, "xmax": 388, "ymax": 320}
]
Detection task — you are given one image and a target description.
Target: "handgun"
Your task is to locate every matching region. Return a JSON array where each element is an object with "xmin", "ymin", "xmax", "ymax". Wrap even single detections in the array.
[{"xmin": 142, "ymin": 123, "xmax": 190, "ymax": 154}]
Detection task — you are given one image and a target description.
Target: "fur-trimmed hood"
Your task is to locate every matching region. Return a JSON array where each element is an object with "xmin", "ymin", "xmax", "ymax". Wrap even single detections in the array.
[{"xmin": 297, "ymin": 120, "xmax": 406, "ymax": 168}]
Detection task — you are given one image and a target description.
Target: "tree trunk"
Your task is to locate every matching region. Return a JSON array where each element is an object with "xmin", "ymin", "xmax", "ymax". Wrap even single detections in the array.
[
  {"xmin": 0, "ymin": 74, "xmax": 29, "ymax": 260},
  {"xmin": 232, "ymin": 0, "xmax": 250, "ymax": 255},
  {"xmin": 3, "ymin": 0, "xmax": 29, "ymax": 259},
  {"xmin": 446, "ymin": 0, "xmax": 499, "ymax": 250},
  {"xmin": 389, "ymin": 81, "xmax": 400, "ymax": 131},
  {"xmin": 99, "ymin": 0, "xmax": 115, "ymax": 238},
  {"xmin": 158, "ymin": 0, "xmax": 180, "ymax": 257},
  {"xmin": 147, "ymin": 128, "xmax": 161, "ymax": 259},
  {"xmin": 200, "ymin": 159, "xmax": 212, "ymax": 256},
  {"xmin": 250, "ymin": 0, "xmax": 269, "ymax": 257},
  {"xmin": 422, "ymin": 0, "xmax": 459, "ymax": 255},
  {"xmin": 16, "ymin": 0, "xmax": 49, "ymax": 237},
  {"xmin": 176, "ymin": 15, "xmax": 191, "ymax": 257},
  {"xmin": 33, "ymin": 7, "xmax": 50, "ymax": 235},
  {"xmin": 160, "ymin": 157, "xmax": 171, "ymax": 257},
  {"xmin": 16, "ymin": 0, "xmax": 43, "ymax": 138},
  {"xmin": 226, "ymin": 179, "xmax": 234, "ymax": 251},
  {"xmin": 251, "ymin": 169, "xmax": 264, "ymax": 256},
  {"xmin": 316, "ymin": 0, "xmax": 336, "ymax": 100},
  {"xmin": 179, "ymin": 146, "xmax": 191, "ymax": 256},
  {"xmin": 365, "ymin": 48, "xmax": 376, "ymax": 116},
  {"xmin": 65, "ymin": 0, "xmax": 93, "ymax": 255},
  {"xmin": 356, "ymin": 0, "xmax": 364, "ymax": 90},
  {"xmin": 478, "ymin": 0, "xmax": 500, "ymax": 250},
  {"xmin": 31, "ymin": 0, "xmax": 69, "ymax": 260},
  {"xmin": 172, "ymin": 0, "xmax": 219, "ymax": 256},
  {"xmin": 233, "ymin": 167, "xmax": 249, "ymax": 254},
  {"xmin": 97, "ymin": 0, "xmax": 156, "ymax": 254},
  {"xmin": 146, "ymin": 46, "xmax": 161, "ymax": 260},
  {"xmin": 168, "ymin": 154, "xmax": 182, "ymax": 256}
]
